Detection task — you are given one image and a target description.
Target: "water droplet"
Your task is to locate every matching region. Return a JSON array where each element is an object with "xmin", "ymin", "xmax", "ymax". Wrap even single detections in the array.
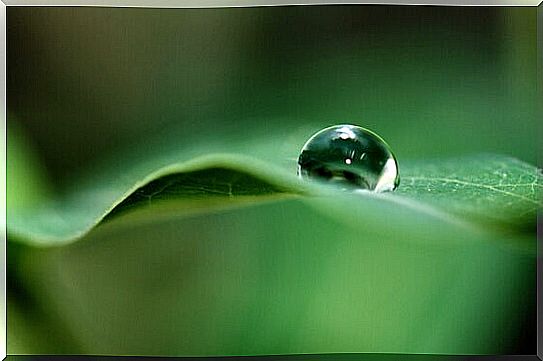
[{"xmin": 297, "ymin": 124, "xmax": 400, "ymax": 192}]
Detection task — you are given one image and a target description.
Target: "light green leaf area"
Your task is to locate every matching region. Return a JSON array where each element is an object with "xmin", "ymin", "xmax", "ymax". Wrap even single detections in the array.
[
  {"xmin": 8, "ymin": 149, "xmax": 541, "ymax": 247},
  {"xmin": 398, "ymin": 155, "xmax": 541, "ymax": 230}
]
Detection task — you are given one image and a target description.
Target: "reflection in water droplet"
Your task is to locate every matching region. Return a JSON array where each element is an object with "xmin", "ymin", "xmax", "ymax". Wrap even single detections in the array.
[{"xmin": 297, "ymin": 124, "xmax": 400, "ymax": 192}]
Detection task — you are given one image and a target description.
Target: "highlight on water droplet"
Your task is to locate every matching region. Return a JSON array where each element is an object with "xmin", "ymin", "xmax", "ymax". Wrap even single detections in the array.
[{"xmin": 297, "ymin": 124, "xmax": 400, "ymax": 192}]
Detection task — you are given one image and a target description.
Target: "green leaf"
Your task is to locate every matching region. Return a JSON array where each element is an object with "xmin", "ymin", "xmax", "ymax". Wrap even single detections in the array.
[
  {"xmin": 8, "ymin": 151, "xmax": 541, "ymax": 247},
  {"xmin": 398, "ymin": 154, "xmax": 541, "ymax": 229},
  {"xmin": 8, "ymin": 133, "xmax": 540, "ymax": 355}
]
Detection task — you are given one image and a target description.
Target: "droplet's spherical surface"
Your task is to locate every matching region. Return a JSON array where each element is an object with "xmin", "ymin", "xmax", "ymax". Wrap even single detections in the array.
[{"xmin": 297, "ymin": 124, "xmax": 400, "ymax": 192}]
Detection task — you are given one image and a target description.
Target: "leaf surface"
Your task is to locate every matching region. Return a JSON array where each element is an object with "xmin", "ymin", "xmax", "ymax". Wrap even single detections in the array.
[{"xmin": 8, "ymin": 150, "xmax": 541, "ymax": 246}]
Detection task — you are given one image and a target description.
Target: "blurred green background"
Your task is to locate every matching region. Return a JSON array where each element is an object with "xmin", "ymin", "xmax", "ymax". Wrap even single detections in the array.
[
  {"xmin": 8, "ymin": 6, "xmax": 538, "ymax": 185},
  {"xmin": 7, "ymin": 5, "xmax": 539, "ymax": 356}
]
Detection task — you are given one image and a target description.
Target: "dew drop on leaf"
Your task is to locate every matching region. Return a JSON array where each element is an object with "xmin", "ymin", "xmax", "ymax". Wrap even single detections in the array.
[{"xmin": 297, "ymin": 124, "xmax": 400, "ymax": 192}]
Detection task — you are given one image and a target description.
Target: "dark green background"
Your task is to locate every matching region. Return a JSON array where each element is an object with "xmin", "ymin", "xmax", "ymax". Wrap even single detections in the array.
[{"xmin": 8, "ymin": 6, "xmax": 538, "ymax": 185}]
